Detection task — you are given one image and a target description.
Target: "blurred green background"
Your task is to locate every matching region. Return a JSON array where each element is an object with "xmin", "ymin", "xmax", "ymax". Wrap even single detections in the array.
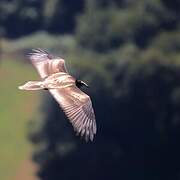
[{"xmin": 0, "ymin": 0, "xmax": 180, "ymax": 180}]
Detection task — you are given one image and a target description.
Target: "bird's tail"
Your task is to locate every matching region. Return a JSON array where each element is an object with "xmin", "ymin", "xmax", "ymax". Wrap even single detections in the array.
[{"xmin": 18, "ymin": 81, "xmax": 45, "ymax": 90}]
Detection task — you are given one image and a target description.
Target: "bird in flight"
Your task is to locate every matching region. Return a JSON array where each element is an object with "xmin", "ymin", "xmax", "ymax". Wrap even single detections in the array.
[{"xmin": 19, "ymin": 49, "xmax": 96, "ymax": 141}]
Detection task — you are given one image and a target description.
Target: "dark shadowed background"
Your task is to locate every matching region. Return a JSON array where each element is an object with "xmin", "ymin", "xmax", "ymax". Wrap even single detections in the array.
[{"xmin": 0, "ymin": 0, "xmax": 180, "ymax": 180}]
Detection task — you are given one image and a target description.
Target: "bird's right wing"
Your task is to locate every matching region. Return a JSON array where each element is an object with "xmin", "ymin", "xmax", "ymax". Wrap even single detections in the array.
[
  {"xmin": 28, "ymin": 49, "xmax": 68, "ymax": 79},
  {"xmin": 49, "ymin": 85, "xmax": 97, "ymax": 141}
]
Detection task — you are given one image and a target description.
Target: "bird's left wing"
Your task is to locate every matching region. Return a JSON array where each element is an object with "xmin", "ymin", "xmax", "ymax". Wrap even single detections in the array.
[
  {"xmin": 49, "ymin": 85, "xmax": 97, "ymax": 141},
  {"xmin": 28, "ymin": 49, "xmax": 68, "ymax": 79}
]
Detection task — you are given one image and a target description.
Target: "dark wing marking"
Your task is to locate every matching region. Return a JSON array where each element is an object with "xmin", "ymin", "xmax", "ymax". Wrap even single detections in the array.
[
  {"xmin": 28, "ymin": 48, "xmax": 68, "ymax": 79},
  {"xmin": 49, "ymin": 86, "xmax": 96, "ymax": 141}
]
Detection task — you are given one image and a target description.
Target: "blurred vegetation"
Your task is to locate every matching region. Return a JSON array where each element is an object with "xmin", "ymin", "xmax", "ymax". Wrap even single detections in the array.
[
  {"xmin": 0, "ymin": 0, "xmax": 84, "ymax": 37},
  {"xmin": 1, "ymin": 0, "xmax": 180, "ymax": 180}
]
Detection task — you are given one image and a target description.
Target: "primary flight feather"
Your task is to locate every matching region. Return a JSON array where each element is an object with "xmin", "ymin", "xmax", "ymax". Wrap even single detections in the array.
[{"xmin": 19, "ymin": 49, "xmax": 96, "ymax": 141}]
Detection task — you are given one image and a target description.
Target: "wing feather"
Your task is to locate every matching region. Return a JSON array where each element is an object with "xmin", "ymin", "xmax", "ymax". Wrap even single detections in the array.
[
  {"xmin": 49, "ymin": 86, "xmax": 96, "ymax": 141},
  {"xmin": 28, "ymin": 49, "xmax": 68, "ymax": 79}
]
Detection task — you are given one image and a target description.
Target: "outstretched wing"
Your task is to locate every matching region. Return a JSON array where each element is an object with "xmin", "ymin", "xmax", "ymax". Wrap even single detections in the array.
[
  {"xmin": 28, "ymin": 49, "xmax": 68, "ymax": 79},
  {"xmin": 49, "ymin": 85, "xmax": 97, "ymax": 141}
]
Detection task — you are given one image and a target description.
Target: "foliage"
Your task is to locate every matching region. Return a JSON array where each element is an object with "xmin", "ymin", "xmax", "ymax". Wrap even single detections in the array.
[
  {"xmin": 3, "ymin": 32, "xmax": 77, "ymax": 56},
  {"xmin": 0, "ymin": 0, "xmax": 84, "ymax": 38},
  {"xmin": 76, "ymin": 0, "xmax": 180, "ymax": 52},
  {"xmin": 30, "ymin": 47, "xmax": 180, "ymax": 180},
  {"xmin": 2, "ymin": 0, "xmax": 180, "ymax": 180}
]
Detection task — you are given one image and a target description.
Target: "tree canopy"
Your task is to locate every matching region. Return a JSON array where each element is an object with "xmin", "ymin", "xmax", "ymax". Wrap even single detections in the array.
[{"xmin": 12, "ymin": 0, "xmax": 180, "ymax": 179}]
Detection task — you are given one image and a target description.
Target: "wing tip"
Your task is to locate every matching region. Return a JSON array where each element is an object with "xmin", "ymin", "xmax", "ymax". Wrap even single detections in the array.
[
  {"xmin": 27, "ymin": 48, "xmax": 54, "ymax": 62},
  {"xmin": 80, "ymin": 124, "xmax": 97, "ymax": 142},
  {"xmin": 74, "ymin": 125, "xmax": 96, "ymax": 142}
]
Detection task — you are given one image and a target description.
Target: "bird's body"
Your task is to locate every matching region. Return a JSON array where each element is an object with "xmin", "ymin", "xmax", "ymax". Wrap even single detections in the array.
[
  {"xmin": 44, "ymin": 72, "xmax": 75, "ymax": 89},
  {"xmin": 19, "ymin": 49, "xmax": 96, "ymax": 141}
]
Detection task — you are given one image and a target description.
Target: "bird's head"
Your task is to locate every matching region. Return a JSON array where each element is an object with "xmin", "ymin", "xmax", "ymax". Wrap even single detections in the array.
[{"xmin": 75, "ymin": 80, "xmax": 89, "ymax": 88}]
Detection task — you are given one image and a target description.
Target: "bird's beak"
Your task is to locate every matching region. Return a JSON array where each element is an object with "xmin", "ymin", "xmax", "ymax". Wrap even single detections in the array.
[{"xmin": 82, "ymin": 81, "xmax": 89, "ymax": 88}]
